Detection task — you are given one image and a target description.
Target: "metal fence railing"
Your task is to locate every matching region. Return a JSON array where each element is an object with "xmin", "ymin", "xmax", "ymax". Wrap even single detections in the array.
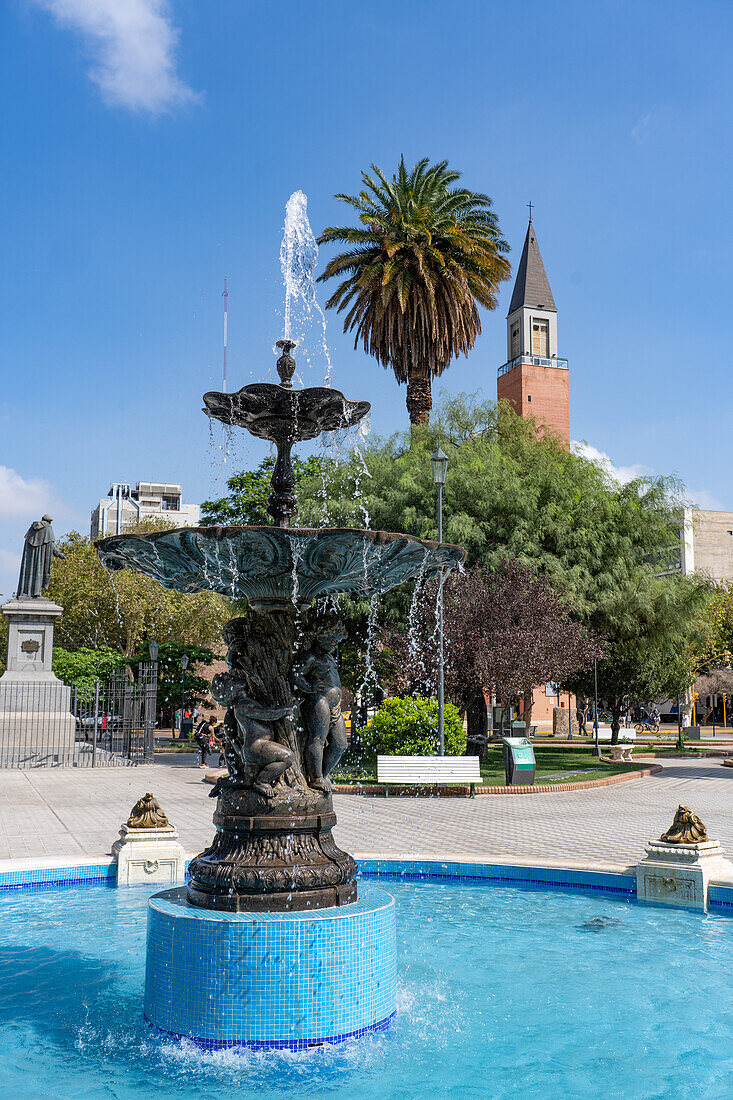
[{"xmin": 0, "ymin": 662, "xmax": 157, "ymax": 769}]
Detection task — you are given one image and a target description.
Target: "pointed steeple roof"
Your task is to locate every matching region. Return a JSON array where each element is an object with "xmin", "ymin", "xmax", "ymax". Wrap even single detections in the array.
[{"xmin": 508, "ymin": 219, "xmax": 556, "ymax": 315}]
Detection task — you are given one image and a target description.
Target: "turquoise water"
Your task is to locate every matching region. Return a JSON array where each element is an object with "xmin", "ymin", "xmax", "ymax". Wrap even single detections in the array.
[{"xmin": 0, "ymin": 879, "xmax": 731, "ymax": 1099}]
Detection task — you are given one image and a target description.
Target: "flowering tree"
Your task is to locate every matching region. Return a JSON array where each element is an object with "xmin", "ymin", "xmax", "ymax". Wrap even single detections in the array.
[{"xmin": 415, "ymin": 561, "xmax": 603, "ymax": 754}]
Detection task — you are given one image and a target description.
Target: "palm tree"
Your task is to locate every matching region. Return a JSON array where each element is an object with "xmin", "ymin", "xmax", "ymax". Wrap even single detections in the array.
[{"xmin": 317, "ymin": 157, "xmax": 510, "ymax": 426}]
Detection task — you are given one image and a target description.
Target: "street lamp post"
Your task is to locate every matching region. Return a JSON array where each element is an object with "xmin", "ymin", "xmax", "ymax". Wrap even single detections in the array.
[
  {"xmin": 431, "ymin": 446, "xmax": 449, "ymax": 756},
  {"xmin": 147, "ymin": 641, "xmax": 160, "ymax": 763},
  {"xmin": 180, "ymin": 653, "xmax": 189, "ymax": 739},
  {"xmin": 593, "ymin": 657, "xmax": 600, "ymax": 757}
]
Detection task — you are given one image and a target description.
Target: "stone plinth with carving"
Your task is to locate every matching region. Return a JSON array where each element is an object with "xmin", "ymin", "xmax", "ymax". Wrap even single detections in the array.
[
  {"xmin": 636, "ymin": 806, "xmax": 733, "ymax": 911},
  {"xmin": 0, "ymin": 596, "xmax": 75, "ymax": 760},
  {"xmin": 113, "ymin": 794, "xmax": 186, "ymax": 886}
]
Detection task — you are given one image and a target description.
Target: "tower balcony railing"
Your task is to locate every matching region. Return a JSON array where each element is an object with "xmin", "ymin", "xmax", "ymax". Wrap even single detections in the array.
[{"xmin": 497, "ymin": 354, "xmax": 569, "ymax": 378}]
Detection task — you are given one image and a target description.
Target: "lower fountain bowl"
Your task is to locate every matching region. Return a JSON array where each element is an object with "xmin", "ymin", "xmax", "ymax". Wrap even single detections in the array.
[{"xmin": 144, "ymin": 883, "xmax": 396, "ymax": 1049}]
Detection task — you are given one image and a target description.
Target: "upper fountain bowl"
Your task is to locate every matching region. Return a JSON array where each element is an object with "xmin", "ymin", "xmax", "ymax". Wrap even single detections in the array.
[
  {"xmin": 96, "ymin": 526, "xmax": 466, "ymax": 608},
  {"xmin": 203, "ymin": 339, "xmax": 370, "ymax": 446},
  {"xmin": 203, "ymin": 384, "xmax": 370, "ymax": 446}
]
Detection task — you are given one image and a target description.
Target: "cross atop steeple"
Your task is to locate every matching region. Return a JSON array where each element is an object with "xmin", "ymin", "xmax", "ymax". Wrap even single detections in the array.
[{"xmin": 527, "ymin": 200, "xmax": 533, "ymax": 222}]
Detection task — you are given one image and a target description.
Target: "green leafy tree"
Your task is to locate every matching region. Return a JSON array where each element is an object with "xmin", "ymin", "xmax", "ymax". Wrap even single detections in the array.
[
  {"xmin": 318, "ymin": 158, "xmax": 510, "ymax": 425},
  {"xmin": 127, "ymin": 641, "xmax": 220, "ymax": 726},
  {"xmin": 46, "ymin": 526, "xmax": 230, "ymax": 657},
  {"xmin": 208, "ymin": 393, "xmax": 706, "ymax": 746},
  {"xmin": 297, "ymin": 393, "xmax": 683, "ymax": 603},
  {"xmin": 200, "ymin": 454, "xmax": 338, "ymax": 526},
  {"xmin": 566, "ymin": 572, "xmax": 712, "ymax": 740},
  {"xmin": 362, "ymin": 695, "xmax": 465, "ymax": 756},
  {"xmin": 296, "ymin": 393, "xmax": 702, "ymax": 741},
  {"xmin": 703, "ymin": 581, "xmax": 733, "ymax": 658},
  {"xmin": 51, "ymin": 646, "xmax": 123, "ymax": 703}
]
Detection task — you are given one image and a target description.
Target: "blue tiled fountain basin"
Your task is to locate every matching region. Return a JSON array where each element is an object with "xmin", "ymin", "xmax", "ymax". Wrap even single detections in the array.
[
  {"xmin": 0, "ymin": 873, "xmax": 732, "ymax": 1096},
  {"xmin": 145, "ymin": 884, "xmax": 396, "ymax": 1049}
]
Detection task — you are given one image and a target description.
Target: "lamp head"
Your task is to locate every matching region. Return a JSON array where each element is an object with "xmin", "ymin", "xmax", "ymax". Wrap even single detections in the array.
[
  {"xmin": 431, "ymin": 446, "xmax": 449, "ymax": 486},
  {"xmin": 148, "ymin": 640, "xmax": 160, "ymax": 662},
  {"xmin": 180, "ymin": 654, "xmax": 189, "ymax": 671}
]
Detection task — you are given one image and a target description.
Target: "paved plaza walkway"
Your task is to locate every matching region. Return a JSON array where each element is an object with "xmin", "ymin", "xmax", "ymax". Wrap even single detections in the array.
[{"xmin": 0, "ymin": 758, "xmax": 731, "ymax": 872}]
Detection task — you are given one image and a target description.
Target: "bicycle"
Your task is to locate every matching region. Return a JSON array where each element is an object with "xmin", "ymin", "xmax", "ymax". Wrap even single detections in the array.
[{"xmin": 635, "ymin": 718, "xmax": 660, "ymax": 735}]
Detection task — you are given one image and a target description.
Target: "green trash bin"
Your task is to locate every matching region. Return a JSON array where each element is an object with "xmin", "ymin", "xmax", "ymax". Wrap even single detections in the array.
[{"xmin": 502, "ymin": 736, "xmax": 536, "ymax": 786}]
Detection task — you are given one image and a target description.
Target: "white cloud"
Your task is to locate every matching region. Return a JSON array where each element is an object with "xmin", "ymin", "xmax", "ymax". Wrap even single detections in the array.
[
  {"xmin": 687, "ymin": 487, "xmax": 725, "ymax": 511},
  {"xmin": 31, "ymin": 0, "xmax": 200, "ymax": 113},
  {"xmin": 572, "ymin": 442, "xmax": 727, "ymax": 512},
  {"xmin": 631, "ymin": 109, "xmax": 655, "ymax": 146},
  {"xmin": 0, "ymin": 550, "xmax": 21, "ymax": 602},
  {"xmin": 0, "ymin": 474, "xmax": 80, "ymax": 599},
  {"xmin": 0, "ymin": 550, "xmax": 21, "ymax": 573},
  {"xmin": 0, "ymin": 466, "xmax": 62, "ymax": 517},
  {"xmin": 571, "ymin": 441, "xmax": 649, "ymax": 485}
]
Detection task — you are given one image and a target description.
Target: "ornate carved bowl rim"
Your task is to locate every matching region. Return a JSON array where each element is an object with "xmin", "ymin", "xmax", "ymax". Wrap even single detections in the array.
[
  {"xmin": 202, "ymin": 384, "xmax": 370, "ymax": 444},
  {"xmin": 96, "ymin": 526, "xmax": 466, "ymax": 605}
]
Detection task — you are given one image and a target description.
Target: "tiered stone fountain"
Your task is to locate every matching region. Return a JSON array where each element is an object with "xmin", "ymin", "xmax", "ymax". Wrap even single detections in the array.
[{"xmin": 97, "ymin": 339, "xmax": 465, "ymax": 1049}]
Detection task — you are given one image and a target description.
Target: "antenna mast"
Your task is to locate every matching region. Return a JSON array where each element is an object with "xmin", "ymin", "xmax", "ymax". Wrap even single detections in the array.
[{"xmin": 222, "ymin": 276, "xmax": 228, "ymax": 486}]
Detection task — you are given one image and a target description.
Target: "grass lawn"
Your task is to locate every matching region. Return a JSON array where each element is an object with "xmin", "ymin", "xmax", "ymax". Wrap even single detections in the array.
[
  {"xmin": 333, "ymin": 748, "xmax": 645, "ymax": 787},
  {"xmin": 478, "ymin": 748, "xmax": 640, "ymax": 786}
]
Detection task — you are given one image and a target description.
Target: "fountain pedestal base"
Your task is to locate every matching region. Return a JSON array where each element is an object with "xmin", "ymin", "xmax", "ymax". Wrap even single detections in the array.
[
  {"xmin": 187, "ymin": 784, "xmax": 358, "ymax": 912},
  {"xmin": 144, "ymin": 883, "xmax": 396, "ymax": 1049}
]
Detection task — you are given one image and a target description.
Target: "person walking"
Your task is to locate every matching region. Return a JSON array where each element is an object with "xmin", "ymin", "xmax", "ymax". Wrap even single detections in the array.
[
  {"xmin": 214, "ymin": 723, "xmax": 225, "ymax": 767},
  {"xmin": 576, "ymin": 705, "xmax": 587, "ymax": 736},
  {"xmin": 195, "ymin": 715, "xmax": 215, "ymax": 768}
]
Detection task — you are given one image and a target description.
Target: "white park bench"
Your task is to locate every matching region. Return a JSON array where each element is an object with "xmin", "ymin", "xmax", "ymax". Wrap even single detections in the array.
[{"xmin": 377, "ymin": 755, "xmax": 482, "ymax": 797}]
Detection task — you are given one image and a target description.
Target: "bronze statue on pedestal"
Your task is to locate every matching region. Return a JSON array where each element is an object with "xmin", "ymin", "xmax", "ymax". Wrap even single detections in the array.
[{"xmin": 17, "ymin": 515, "xmax": 65, "ymax": 598}]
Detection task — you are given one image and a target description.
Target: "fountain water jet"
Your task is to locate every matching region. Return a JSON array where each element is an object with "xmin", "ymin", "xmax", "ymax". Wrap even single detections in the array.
[{"xmin": 280, "ymin": 189, "xmax": 334, "ymax": 383}]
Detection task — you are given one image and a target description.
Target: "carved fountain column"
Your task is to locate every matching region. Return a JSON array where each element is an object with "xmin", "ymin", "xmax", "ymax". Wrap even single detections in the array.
[{"xmin": 186, "ymin": 603, "xmax": 357, "ymax": 912}]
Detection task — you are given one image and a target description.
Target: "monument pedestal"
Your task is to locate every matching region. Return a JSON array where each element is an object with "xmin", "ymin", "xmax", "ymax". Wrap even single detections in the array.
[
  {"xmin": 0, "ymin": 597, "xmax": 75, "ymax": 763},
  {"xmin": 637, "ymin": 840, "xmax": 733, "ymax": 912}
]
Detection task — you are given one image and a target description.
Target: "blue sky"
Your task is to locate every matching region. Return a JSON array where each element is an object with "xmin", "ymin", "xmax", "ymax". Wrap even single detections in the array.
[{"xmin": 1, "ymin": 0, "xmax": 732, "ymax": 598}]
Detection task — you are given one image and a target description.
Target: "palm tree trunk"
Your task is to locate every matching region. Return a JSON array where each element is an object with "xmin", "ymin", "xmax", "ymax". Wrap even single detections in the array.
[{"xmin": 406, "ymin": 375, "xmax": 432, "ymax": 425}]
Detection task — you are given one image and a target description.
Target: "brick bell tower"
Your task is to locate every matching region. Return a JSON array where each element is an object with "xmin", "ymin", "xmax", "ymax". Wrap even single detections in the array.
[{"xmin": 497, "ymin": 214, "xmax": 569, "ymax": 442}]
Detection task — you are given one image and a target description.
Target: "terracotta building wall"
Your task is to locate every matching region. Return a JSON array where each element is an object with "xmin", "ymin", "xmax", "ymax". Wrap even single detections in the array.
[
  {"xmin": 497, "ymin": 364, "xmax": 570, "ymax": 443},
  {"xmin": 496, "ymin": 364, "xmax": 524, "ymax": 414},
  {"xmin": 527, "ymin": 685, "xmax": 576, "ymax": 729}
]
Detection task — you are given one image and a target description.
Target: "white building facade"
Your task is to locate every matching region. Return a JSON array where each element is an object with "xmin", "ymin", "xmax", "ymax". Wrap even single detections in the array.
[
  {"xmin": 91, "ymin": 482, "xmax": 200, "ymax": 540},
  {"xmin": 657, "ymin": 509, "xmax": 733, "ymax": 584}
]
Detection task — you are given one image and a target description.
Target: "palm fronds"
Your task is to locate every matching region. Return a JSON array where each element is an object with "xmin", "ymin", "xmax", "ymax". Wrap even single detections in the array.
[{"xmin": 318, "ymin": 158, "xmax": 510, "ymax": 424}]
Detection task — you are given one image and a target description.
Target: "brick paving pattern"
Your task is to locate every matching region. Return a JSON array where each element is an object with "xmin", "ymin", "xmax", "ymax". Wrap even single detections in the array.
[{"xmin": 0, "ymin": 758, "xmax": 731, "ymax": 871}]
